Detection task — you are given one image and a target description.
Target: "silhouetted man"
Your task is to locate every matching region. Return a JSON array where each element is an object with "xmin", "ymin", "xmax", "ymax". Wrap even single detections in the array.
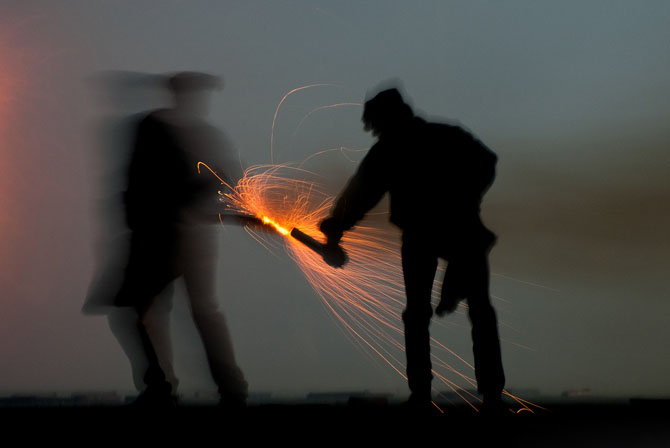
[
  {"xmin": 114, "ymin": 71, "xmax": 247, "ymax": 408},
  {"xmin": 320, "ymin": 87, "xmax": 505, "ymax": 411}
]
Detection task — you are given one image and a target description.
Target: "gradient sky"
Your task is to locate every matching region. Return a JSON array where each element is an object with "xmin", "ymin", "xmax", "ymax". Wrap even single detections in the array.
[{"xmin": 1, "ymin": 1, "xmax": 669, "ymax": 399}]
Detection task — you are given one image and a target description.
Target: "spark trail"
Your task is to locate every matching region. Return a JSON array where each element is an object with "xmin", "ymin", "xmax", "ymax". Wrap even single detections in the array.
[
  {"xmin": 199, "ymin": 84, "xmax": 542, "ymax": 413},
  {"xmin": 202, "ymin": 161, "xmax": 538, "ymax": 413}
]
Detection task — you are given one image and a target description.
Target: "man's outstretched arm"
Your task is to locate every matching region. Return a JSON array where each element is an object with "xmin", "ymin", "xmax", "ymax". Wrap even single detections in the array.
[{"xmin": 320, "ymin": 145, "xmax": 389, "ymax": 248}]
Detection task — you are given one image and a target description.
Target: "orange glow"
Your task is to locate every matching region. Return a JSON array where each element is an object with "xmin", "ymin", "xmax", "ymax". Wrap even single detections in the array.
[
  {"xmin": 270, "ymin": 84, "xmax": 335, "ymax": 164},
  {"xmin": 262, "ymin": 215, "xmax": 290, "ymax": 236}
]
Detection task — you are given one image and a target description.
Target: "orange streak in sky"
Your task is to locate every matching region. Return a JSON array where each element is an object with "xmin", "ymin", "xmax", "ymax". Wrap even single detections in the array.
[{"xmin": 270, "ymin": 84, "xmax": 334, "ymax": 164}]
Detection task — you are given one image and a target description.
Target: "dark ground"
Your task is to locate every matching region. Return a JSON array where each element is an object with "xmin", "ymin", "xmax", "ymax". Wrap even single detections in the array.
[{"xmin": 1, "ymin": 399, "xmax": 669, "ymax": 445}]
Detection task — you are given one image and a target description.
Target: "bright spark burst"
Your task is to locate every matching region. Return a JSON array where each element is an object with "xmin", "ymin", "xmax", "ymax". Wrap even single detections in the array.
[
  {"xmin": 199, "ymin": 85, "xmax": 544, "ymax": 413},
  {"xmin": 201, "ymin": 161, "xmax": 539, "ymax": 413}
]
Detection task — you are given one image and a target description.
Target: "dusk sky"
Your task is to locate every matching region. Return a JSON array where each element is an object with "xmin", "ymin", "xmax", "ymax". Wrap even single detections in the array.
[{"xmin": 1, "ymin": 1, "xmax": 669, "ymax": 400}]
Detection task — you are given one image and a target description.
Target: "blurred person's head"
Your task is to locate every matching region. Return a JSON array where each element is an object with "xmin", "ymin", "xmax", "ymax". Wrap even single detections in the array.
[{"xmin": 167, "ymin": 71, "xmax": 222, "ymax": 120}]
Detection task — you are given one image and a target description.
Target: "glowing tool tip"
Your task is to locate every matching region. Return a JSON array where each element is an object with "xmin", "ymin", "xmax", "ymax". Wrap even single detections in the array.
[{"xmin": 262, "ymin": 216, "xmax": 290, "ymax": 235}]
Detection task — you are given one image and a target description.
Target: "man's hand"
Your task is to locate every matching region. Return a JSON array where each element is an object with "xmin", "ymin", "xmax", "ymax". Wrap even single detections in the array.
[
  {"xmin": 322, "ymin": 242, "xmax": 348, "ymax": 268},
  {"xmin": 319, "ymin": 217, "xmax": 343, "ymax": 245},
  {"xmin": 318, "ymin": 217, "xmax": 348, "ymax": 268}
]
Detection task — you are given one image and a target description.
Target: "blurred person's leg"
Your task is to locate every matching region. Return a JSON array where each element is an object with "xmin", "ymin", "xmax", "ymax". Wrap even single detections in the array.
[
  {"xmin": 107, "ymin": 307, "xmax": 148, "ymax": 392},
  {"xmin": 113, "ymin": 230, "xmax": 177, "ymax": 405},
  {"xmin": 181, "ymin": 226, "xmax": 248, "ymax": 406},
  {"xmin": 136, "ymin": 299, "xmax": 173, "ymax": 402},
  {"xmin": 141, "ymin": 285, "xmax": 179, "ymax": 394}
]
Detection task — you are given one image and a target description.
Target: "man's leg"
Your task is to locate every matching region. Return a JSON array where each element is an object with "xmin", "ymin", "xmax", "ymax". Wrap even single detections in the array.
[
  {"xmin": 401, "ymin": 233, "xmax": 438, "ymax": 403},
  {"xmin": 465, "ymin": 252, "xmax": 505, "ymax": 406}
]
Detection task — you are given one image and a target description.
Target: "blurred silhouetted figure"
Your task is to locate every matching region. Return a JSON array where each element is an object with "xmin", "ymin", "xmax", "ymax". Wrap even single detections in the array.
[
  {"xmin": 320, "ymin": 86, "xmax": 505, "ymax": 411},
  {"xmin": 111, "ymin": 71, "xmax": 247, "ymax": 407},
  {"xmin": 83, "ymin": 71, "xmax": 178, "ymax": 395}
]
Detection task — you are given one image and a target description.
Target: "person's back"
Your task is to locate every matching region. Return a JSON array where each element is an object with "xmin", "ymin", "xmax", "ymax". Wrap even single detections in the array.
[{"xmin": 364, "ymin": 116, "xmax": 496, "ymax": 242}]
